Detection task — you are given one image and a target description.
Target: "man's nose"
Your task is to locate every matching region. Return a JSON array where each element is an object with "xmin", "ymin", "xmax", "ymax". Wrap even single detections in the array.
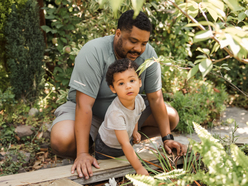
[{"xmin": 134, "ymin": 43, "xmax": 142, "ymax": 53}]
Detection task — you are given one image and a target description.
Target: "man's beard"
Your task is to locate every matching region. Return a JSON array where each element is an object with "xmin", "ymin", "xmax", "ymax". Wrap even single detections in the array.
[{"xmin": 115, "ymin": 37, "xmax": 141, "ymax": 60}]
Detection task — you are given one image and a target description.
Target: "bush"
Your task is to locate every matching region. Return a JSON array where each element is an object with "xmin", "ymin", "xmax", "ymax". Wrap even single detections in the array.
[{"xmin": 4, "ymin": 0, "xmax": 45, "ymax": 102}]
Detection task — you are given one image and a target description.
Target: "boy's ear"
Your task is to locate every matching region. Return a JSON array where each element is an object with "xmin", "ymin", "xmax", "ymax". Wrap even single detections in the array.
[
  {"xmin": 139, "ymin": 79, "xmax": 142, "ymax": 88},
  {"xmin": 109, "ymin": 85, "xmax": 116, "ymax": 93}
]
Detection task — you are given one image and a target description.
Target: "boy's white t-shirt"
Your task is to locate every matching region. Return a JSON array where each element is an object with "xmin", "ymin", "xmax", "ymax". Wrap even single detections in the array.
[{"xmin": 98, "ymin": 94, "xmax": 146, "ymax": 149}]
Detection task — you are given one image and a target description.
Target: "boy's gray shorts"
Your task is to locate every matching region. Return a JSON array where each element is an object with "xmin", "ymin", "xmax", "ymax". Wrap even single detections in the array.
[{"xmin": 51, "ymin": 98, "xmax": 151, "ymax": 141}]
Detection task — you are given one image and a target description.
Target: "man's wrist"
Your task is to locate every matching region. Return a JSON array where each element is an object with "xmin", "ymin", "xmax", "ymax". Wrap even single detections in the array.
[{"xmin": 162, "ymin": 134, "xmax": 174, "ymax": 142}]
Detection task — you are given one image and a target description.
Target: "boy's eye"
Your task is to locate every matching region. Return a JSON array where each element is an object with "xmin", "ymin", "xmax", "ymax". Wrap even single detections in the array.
[
  {"xmin": 119, "ymin": 82, "xmax": 124, "ymax": 86},
  {"xmin": 130, "ymin": 79, "xmax": 135, "ymax": 83}
]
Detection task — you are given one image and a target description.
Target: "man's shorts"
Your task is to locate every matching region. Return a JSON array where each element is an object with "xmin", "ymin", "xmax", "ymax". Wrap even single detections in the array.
[{"xmin": 51, "ymin": 97, "xmax": 151, "ymax": 141}]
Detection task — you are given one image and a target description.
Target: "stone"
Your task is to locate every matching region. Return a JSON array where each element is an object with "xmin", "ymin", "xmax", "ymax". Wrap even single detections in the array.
[
  {"xmin": 28, "ymin": 108, "xmax": 39, "ymax": 117},
  {"xmin": 15, "ymin": 125, "xmax": 33, "ymax": 138}
]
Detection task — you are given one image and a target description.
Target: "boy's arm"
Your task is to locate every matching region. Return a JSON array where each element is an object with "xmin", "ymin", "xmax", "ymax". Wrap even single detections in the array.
[
  {"xmin": 132, "ymin": 122, "xmax": 141, "ymax": 144},
  {"xmin": 115, "ymin": 130, "xmax": 148, "ymax": 175}
]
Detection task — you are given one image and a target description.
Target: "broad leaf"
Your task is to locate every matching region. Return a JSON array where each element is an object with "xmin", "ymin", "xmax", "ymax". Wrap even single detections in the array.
[
  {"xmin": 194, "ymin": 30, "xmax": 213, "ymax": 42},
  {"xmin": 131, "ymin": 0, "xmax": 144, "ymax": 17},
  {"xmin": 199, "ymin": 58, "xmax": 213, "ymax": 77},
  {"xmin": 187, "ymin": 64, "xmax": 199, "ymax": 80}
]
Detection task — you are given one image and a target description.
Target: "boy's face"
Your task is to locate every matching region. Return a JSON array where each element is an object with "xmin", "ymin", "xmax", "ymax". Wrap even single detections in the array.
[{"xmin": 110, "ymin": 68, "xmax": 142, "ymax": 104}]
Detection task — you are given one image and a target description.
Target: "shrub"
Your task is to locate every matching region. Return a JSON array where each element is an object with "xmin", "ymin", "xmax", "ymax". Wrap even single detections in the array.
[{"xmin": 4, "ymin": 0, "xmax": 45, "ymax": 102}]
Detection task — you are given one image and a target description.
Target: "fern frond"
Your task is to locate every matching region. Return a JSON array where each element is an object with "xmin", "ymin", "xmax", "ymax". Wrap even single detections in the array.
[
  {"xmin": 125, "ymin": 174, "xmax": 157, "ymax": 186},
  {"xmin": 154, "ymin": 169, "xmax": 186, "ymax": 180},
  {"xmin": 231, "ymin": 144, "xmax": 248, "ymax": 171}
]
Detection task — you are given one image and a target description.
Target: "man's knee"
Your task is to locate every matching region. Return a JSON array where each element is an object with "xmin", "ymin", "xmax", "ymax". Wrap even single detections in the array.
[
  {"xmin": 166, "ymin": 104, "xmax": 179, "ymax": 129},
  {"xmin": 50, "ymin": 121, "xmax": 75, "ymax": 155}
]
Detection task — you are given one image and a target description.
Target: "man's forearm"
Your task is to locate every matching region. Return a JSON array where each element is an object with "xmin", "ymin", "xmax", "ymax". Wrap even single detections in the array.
[
  {"xmin": 147, "ymin": 91, "xmax": 171, "ymax": 137},
  {"xmin": 75, "ymin": 104, "xmax": 92, "ymax": 155}
]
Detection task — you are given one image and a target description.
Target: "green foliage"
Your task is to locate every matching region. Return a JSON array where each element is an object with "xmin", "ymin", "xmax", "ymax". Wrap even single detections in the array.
[
  {"xmin": 0, "ymin": 124, "xmax": 17, "ymax": 147},
  {"xmin": 126, "ymin": 123, "xmax": 248, "ymax": 186},
  {"xmin": 4, "ymin": 0, "xmax": 45, "ymax": 102},
  {"xmin": 0, "ymin": 87, "xmax": 17, "ymax": 113}
]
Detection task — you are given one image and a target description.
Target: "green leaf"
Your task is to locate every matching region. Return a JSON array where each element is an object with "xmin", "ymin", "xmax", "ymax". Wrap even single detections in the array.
[
  {"xmin": 41, "ymin": 25, "xmax": 52, "ymax": 33},
  {"xmin": 223, "ymin": 0, "xmax": 242, "ymax": 12},
  {"xmin": 194, "ymin": 30, "xmax": 213, "ymax": 42},
  {"xmin": 131, "ymin": 0, "xmax": 144, "ymax": 17},
  {"xmin": 186, "ymin": 21, "xmax": 216, "ymax": 29},
  {"xmin": 196, "ymin": 47, "xmax": 210, "ymax": 55},
  {"xmin": 187, "ymin": 64, "xmax": 199, "ymax": 80},
  {"xmin": 60, "ymin": 38, "xmax": 67, "ymax": 43},
  {"xmin": 199, "ymin": 58, "xmax": 213, "ymax": 77},
  {"xmin": 238, "ymin": 12, "xmax": 246, "ymax": 23},
  {"xmin": 109, "ymin": 0, "xmax": 124, "ymax": 17},
  {"xmin": 136, "ymin": 58, "xmax": 158, "ymax": 76}
]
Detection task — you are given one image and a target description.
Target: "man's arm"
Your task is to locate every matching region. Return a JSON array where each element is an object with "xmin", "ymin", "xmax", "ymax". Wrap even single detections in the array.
[
  {"xmin": 115, "ymin": 130, "xmax": 148, "ymax": 175},
  {"xmin": 146, "ymin": 90, "xmax": 186, "ymax": 156},
  {"xmin": 71, "ymin": 91, "xmax": 100, "ymax": 178}
]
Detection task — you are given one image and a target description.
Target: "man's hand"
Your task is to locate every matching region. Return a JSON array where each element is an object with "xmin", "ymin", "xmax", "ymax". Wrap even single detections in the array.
[
  {"xmin": 71, "ymin": 152, "xmax": 100, "ymax": 179},
  {"xmin": 132, "ymin": 131, "xmax": 141, "ymax": 144},
  {"xmin": 163, "ymin": 140, "xmax": 187, "ymax": 156}
]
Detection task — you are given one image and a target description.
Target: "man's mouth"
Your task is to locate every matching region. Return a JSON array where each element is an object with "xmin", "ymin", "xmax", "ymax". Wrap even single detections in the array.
[{"xmin": 128, "ymin": 51, "xmax": 140, "ymax": 57}]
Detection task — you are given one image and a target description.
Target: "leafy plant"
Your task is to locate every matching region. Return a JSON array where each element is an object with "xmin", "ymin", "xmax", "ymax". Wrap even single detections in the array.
[
  {"xmin": 4, "ymin": 0, "xmax": 45, "ymax": 102},
  {"xmin": 126, "ymin": 122, "xmax": 248, "ymax": 186}
]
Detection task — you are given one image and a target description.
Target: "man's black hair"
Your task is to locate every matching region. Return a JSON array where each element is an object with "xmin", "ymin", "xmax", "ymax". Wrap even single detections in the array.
[
  {"xmin": 106, "ymin": 58, "xmax": 140, "ymax": 87},
  {"xmin": 117, "ymin": 10, "xmax": 152, "ymax": 33}
]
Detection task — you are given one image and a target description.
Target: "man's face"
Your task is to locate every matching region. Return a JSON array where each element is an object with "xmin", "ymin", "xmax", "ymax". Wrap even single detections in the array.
[{"xmin": 114, "ymin": 26, "xmax": 150, "ymax": 61}]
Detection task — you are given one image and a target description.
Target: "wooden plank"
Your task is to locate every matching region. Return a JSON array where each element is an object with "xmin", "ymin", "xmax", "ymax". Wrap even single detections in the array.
[
  {"xmin": 0, "ymin": 151, "xmax": 165, "ymax": 186},
  {"xmin": 32, "ymin": 178, "xmax": 82, "ymax": 186}
]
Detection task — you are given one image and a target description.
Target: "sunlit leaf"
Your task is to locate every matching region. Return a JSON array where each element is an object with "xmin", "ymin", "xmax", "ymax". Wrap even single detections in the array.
[
  {"xmin": 219, "ymin": 33, "xmax": 240, "ymax": 56},
  {"xmin": 199, "ymin": 58, "xmax": 213, "ymax": 77},
  {"xmin": 223, "ymin": 0, "xmax": 242, "ymax": 12},
  {"xmin": 196, "ymin": 47, "xmax": 210, "ymax": 55},
  {"xmin": 136, "ymin": 58, "xmax": 158, "ymax": 76},
  {"xmin": 131, "ymin": 0, "xmax": 144, "ymax": 17},
  {"xmin": 194, "ymin": 30, "xmax": 213, "ymax": 42}
]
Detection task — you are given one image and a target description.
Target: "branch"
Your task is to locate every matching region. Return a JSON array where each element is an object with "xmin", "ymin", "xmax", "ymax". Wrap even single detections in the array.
[
  {"xmin": 167, "ymin": 0, "xmax": 248, "ymax": 65},
  {"xmin": 212, "ymin": 55, "xmax": 231, "ymax": 64},
  {"xmin": 199, "ymin": 3, "xmax": 212, "ymax": 31}
]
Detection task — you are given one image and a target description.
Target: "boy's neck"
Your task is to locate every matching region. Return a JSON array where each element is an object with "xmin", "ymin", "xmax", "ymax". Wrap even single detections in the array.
[{"xmin": 119, "ymin": 98, "xmax": 135, "ymax": 110}]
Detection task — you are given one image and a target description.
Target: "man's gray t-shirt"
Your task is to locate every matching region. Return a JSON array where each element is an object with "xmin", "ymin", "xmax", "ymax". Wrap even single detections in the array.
[
  {"xmin": 68, "ymin": 35, "xmax": 161, "ymax": 119},
  {"xmin": 98, "ymin": 94, "xmax": 146, "ymax": 149}
]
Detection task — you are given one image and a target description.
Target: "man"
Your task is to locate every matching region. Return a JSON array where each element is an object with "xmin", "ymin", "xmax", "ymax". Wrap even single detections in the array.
[{"xmin": 50, "ymin": 10, "xmax": 187, "ymax": 179}]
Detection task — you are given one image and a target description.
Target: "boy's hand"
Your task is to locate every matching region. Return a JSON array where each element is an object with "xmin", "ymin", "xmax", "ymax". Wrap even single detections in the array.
[
  {"xmin": 132, "ymin": 131, "xmax": 141, "ymax": 144},
  {"xmin": 136, "ymin": 167, "xmax": 149, "ymax": 176}
]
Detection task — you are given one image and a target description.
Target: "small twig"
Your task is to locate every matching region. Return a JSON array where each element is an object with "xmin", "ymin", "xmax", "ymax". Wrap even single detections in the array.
[
  {"xmin": 212, "ymin": 55, "xmax": 231, "ymax": 64},
  {"xmin": 209, "ymin": 71, "xmax": 248, "ymax": 98},
  {"xmin": 199, "ymin": 3, "xmax": 212, "ymax": 31}
]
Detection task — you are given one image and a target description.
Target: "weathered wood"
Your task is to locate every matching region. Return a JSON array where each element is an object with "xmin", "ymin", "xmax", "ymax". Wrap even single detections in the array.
[
  {"xmin": 0, "ymin": 151, "xmax": 167, "ymax": 186},
  {"xmin": 32, "ymin": 178, "xmax": 82, "ymax": 186}
]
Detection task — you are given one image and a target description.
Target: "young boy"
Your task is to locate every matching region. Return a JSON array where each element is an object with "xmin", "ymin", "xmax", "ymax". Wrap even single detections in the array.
[{"xmin": 95, "ymin": 58, "xmax": 148, "ymax": 176}]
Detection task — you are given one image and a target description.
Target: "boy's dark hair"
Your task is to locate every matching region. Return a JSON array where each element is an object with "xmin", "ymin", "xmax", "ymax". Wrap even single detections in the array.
[
  {"xmin": 117, "ymin": 10, "xmax": 152, "ymax": 33},
  {"xmin": 106, "ymin": 58, "xmax": 140, "ymax": 87}
]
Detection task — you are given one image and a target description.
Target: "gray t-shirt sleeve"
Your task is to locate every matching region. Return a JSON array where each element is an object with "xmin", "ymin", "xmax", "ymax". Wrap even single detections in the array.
[{"xmin": 69, "ymin": 41, "xmax": 104, "ymax": 99}]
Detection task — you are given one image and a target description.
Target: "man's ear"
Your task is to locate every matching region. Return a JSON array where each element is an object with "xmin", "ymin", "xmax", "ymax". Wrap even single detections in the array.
[
  {"xmin": 115, "ymin": 29, "xmax": 121, "ymax": 38},
  {"xmin": 109, "ymin": 85, "xmax": 116, "ymax": 93}
]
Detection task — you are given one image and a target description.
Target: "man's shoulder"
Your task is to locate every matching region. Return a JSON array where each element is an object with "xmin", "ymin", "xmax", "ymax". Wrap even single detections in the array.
[{"xmin": 85, "ymin": 35, "xmax": 114, "ymax": 49}]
